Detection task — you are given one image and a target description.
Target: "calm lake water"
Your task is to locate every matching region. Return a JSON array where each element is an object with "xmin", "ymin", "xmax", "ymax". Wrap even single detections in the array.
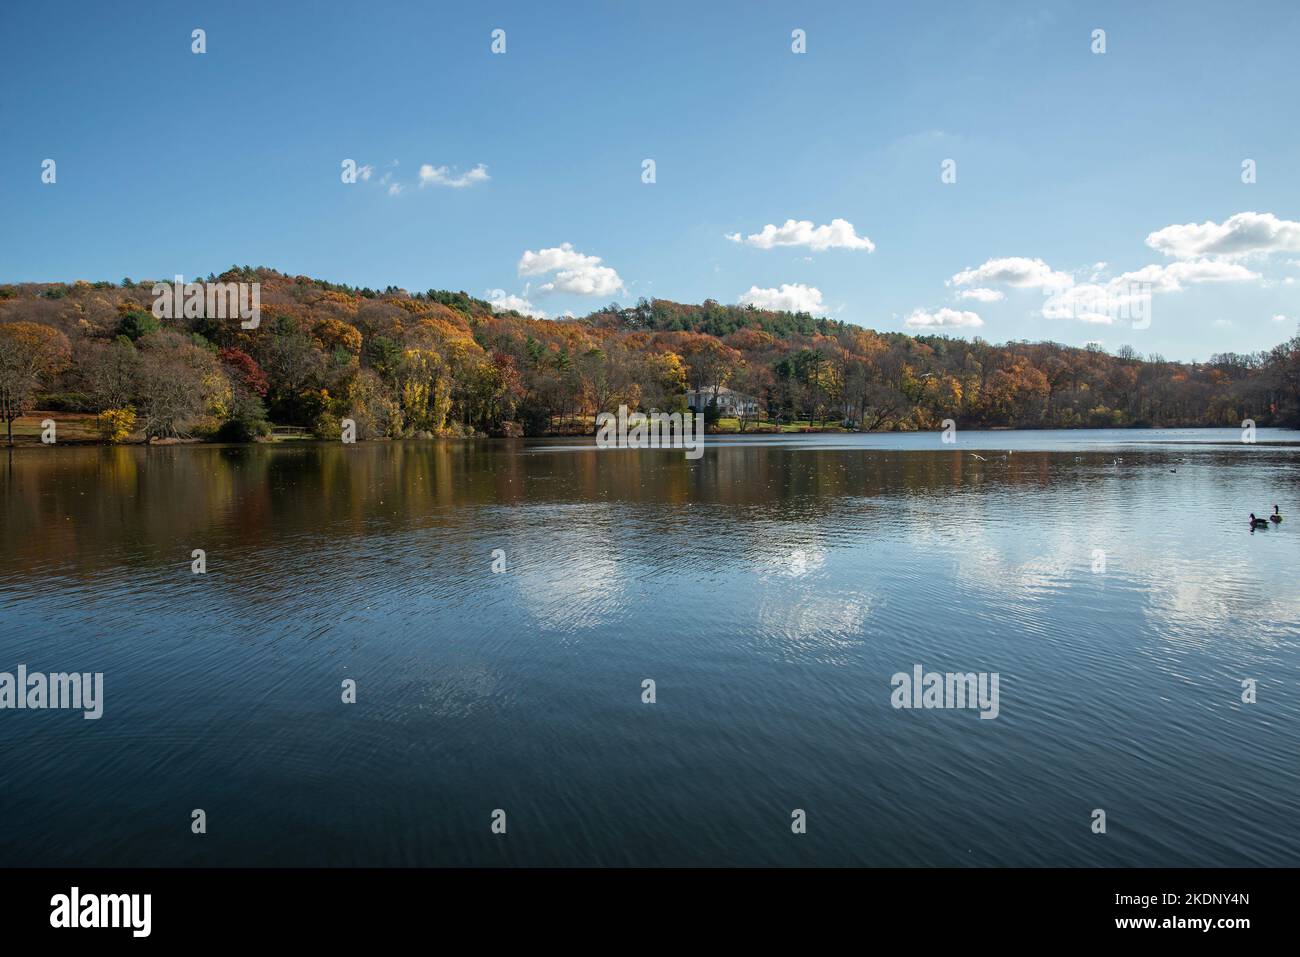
[{"xmin": 2, "ymin": 428, "xmax": 1298, "ymax": 866}]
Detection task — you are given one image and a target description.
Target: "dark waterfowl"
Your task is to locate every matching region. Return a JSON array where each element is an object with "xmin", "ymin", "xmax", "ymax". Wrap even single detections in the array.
[
  {"xmin": 1250, "ymin": 513, "xmax": 1269, "ymax": 529},
  {"xmin": 1270, "ymin": 505, "xmax": 1283, "ymax": 524}
]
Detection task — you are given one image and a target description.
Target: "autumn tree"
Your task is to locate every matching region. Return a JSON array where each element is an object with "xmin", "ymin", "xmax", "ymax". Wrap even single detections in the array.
[
  {"xmin": 0, "ymin": 322, "xmax": 71, "ymax": 445},
  {"xmin": 680, "ymin": 335, "xmax": 739, "ymax": 398},
  {"xmin": 216, "ymin": 347, "xmax": 271, "ymax": 441}
]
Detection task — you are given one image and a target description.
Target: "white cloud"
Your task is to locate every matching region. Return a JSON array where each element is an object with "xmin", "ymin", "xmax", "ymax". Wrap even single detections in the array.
[
  {"xmin": 517, "ymin": 243, "xmax": 626, "ymax": 297},
  {"xmin": 358, "ymin": 165, "xmax": 374, "ymax": 181},
  {"xmin": 952, "ymin": 259, "xmax": 1131, "ymax": 323},
  {"xmin": 952, "ymin": 247, "xmax": 1257, "ymax": 325},
  {"xmin": 419, "ymin": 163, "xmax": 490, "ymax": 188},
  {"xmin": 486, "ymin": 289, "xmax": 547, "ymax": 319},
  {"xmin": 904, "ymin": 307, "xmax": 983, "ymax": 329},
  {"xmin": 1114, "ymin": 258, "xmax": 1258, "ymax": 293},
  {"xmin": 726, "ymin": 218, "xmax": 875, "ymax": 252},
  {"xmin": 518, "ymin": 244, "xmax": 600, "ymax": 276},
  {"xmin": 956, "ymin": 287, "xmax": 1004, "ymax": 302},
  {"xmin": 1146, "ymin": 212, "xmax": 1300, "ymax": 260},
  {"xmin": 737, "ymin": 283, "xmax": 825, "ymax": 314},
  {"xmin": 387, "ymin": 183, "xmax": 404, "ymax": 196},
  {"xmin": 1273, "ymin": 313, "xmax": 1293, "ymax": 323},
  {"xmin": 1213, "ymin": 318, "xmax": 1233, "ymax": 328},
  {"xmin": 950, "ymin": 256, "xmax": 1074, "ymax": 292},
  {"xmin": 539, "ymin": 267, "xmax": 624, "ymax": 296}
]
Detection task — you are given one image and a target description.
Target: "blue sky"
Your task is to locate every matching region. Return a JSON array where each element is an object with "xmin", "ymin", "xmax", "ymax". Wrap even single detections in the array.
[{"xmin": 2, "ymin": 0, "xmax": 1298, "ymax": 360}]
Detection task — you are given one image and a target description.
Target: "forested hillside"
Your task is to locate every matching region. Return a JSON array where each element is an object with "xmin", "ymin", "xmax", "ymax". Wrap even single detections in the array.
[{"xmin": 2, "ymin": 266, "xmax": 1297, "ymax": 443}]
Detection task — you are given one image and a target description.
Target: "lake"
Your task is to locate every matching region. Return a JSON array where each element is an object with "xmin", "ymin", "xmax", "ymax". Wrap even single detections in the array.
[{"xmin": 1, "ymin": 428, "xmax": 1298, "ymax": 866}]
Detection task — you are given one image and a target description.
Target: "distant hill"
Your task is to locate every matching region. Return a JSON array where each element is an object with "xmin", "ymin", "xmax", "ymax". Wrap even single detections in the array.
[{"xmin": 1, "ymin": 267, "xmax": 1297, "ymax": 444}]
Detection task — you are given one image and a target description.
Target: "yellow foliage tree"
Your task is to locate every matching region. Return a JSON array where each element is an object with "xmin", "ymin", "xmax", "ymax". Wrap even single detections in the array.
[
  {"xmin": 398, "ymin": 348, "xmax": 453, "ymax": 433},
  {"xmin": 97, "ymin": 407, "xmax": 137, "ymax": 443}
]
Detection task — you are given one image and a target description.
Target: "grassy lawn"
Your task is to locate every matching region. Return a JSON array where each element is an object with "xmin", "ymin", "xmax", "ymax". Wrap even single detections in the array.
[
  {"xmin": 714, "ymin": 417, "xmax": 852, "ymax": 433},
  {"xmin": 7, "ymin": 411, "xmax": 105, "ymax": 443}
]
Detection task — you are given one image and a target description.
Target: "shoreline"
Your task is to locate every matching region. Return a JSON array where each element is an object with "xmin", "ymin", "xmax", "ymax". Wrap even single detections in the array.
[{"xmin": 6, "ymin": 420, "xmax": 1299, "ymax": 449}]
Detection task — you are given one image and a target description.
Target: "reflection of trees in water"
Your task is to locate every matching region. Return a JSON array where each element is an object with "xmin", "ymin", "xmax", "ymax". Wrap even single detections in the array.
[{"xmin": 1, "ymin": 443, "xmax": 1285, "ymax": 583}]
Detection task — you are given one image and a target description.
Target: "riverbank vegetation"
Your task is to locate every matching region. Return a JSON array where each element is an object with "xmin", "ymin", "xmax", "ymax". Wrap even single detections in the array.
[{"xmin": 2, "ymin": 267, "xmax": 1298, "ymax": 445}]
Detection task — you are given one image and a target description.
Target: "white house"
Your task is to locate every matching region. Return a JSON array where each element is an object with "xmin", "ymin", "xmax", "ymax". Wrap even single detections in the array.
[{"xmin": 685, "ymin": 386, "xmax": 760, "ymax": 416}]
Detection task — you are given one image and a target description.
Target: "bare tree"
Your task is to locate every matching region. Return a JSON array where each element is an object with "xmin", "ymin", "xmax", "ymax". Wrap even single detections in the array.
[
  {"xmin": 134, "ymin": 333, "xmax": 229, "ymax": 439},
  {"xmin": 80, "ymin": 338, "xmax": 138, "ymax": 411}
]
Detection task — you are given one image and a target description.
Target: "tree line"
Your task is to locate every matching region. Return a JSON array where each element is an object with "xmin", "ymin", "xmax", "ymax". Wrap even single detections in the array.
[{"xmin": 1, "ymin": 267, "xmax": 1298, "ymax": 445}]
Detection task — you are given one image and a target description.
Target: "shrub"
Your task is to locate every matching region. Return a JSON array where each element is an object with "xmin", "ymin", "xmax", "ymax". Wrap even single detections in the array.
[
  {"xmin": 215, "ymin": 391, "xmax": 272, "ymax": 443},
  {"xmin": 215, "ymin": 417, "xmax": 270, "ymax": 443},
  {"xmin": 98, "ymin": 407, "xmax": 137, "ymax": 443},
  {"xmin": 312, "ymin": 410, "xmax": 342, "ymax": 440}
]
